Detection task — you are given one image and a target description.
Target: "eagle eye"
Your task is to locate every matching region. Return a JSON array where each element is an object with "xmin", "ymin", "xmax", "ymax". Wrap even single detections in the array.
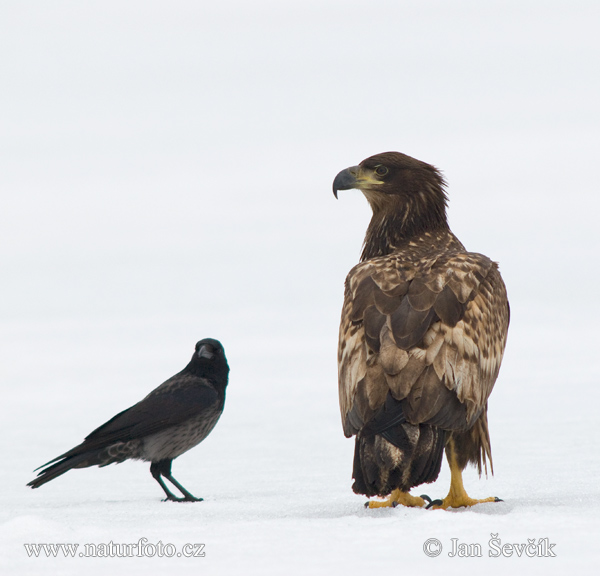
[{"xmin": 375, "ymin": 165, "xmax": 388, "ymax": 176}]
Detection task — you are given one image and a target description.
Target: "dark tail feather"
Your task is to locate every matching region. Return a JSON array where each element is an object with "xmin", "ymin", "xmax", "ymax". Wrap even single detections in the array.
[
  {"xmin": 352, "ymin": 424, "xmax": 446, "ymax": 497},
  {"xmin": 352, "ymin": 431, "xmax": 412, "ymax": 497},
  {"xmin": 27, "ymin": 453, "xmax": 93, "ymax": 489},
  {"xmin": 352, "ymin": 394, "xmax": 447, "ymax": 497},
  {"xmin": 408, "ymin": 427, "xmax": 446, "ymax": 487},
  {"xmin": 351, "ymin": 435, "xmax": 369, "ymax": 495}
]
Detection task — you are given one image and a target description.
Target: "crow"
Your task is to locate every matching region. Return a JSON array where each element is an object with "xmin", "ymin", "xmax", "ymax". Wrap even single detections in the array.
[{"xmin": 27, "ymin": 338, "xmax": 229, "ymax": 502}]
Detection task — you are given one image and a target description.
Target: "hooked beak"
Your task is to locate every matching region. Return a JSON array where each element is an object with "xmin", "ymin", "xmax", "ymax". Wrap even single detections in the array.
[{"xmin": 332, "ymin": 166, "xmax": 359, "ymax": 199}]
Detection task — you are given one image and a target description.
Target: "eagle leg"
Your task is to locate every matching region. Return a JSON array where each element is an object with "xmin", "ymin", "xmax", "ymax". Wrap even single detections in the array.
[
  {"xmin": 365, "ymin": 489, "xmax": 426, "ymax": 509},
  {"xmin": 431, "ymin": 441, "xmax": 501, "ymax": 510}
]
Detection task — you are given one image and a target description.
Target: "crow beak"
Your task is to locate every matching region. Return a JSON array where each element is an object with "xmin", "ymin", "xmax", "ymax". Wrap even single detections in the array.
[
  {"xmin": 197, "ymin": 345, "xmax": 214, "ymax": 360},
  {"xmin": 332, "ymin": 166, "xmax": 359, "ymax": 199}
]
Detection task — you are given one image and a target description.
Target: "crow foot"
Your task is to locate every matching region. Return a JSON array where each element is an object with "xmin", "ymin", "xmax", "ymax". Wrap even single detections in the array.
[{"xmin": 162, "ymin": 494, "xmax": 203, "ymax": 503}]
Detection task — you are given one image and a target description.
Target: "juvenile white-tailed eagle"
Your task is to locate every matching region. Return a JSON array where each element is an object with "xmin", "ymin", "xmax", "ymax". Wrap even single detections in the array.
[{"xmin": 333, "ymin": 152, "xmax": 509, "ymax": 509}]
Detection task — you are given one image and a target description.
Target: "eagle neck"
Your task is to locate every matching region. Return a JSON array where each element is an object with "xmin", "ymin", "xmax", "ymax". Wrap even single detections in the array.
[{"xmin": 360, "ymin": 206, "xmax": 450, "ymax": 262}]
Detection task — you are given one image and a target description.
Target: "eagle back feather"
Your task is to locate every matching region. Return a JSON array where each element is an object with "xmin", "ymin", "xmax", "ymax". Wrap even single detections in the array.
[{"xmin": 338, "ymin": 231, "xmax": 509, "ymax": 438}]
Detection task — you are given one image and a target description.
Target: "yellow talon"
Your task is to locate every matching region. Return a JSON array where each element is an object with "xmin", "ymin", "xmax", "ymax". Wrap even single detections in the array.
[
  {"xmin": 432, "ymin": 494, "xmax": 499, "ymax": 510},
  {"xmin": 366, "ymin": 489, "xmax": 426, "ymax": 509},
  {"xmin": 432, "ymin": 444, "xmax": 502, "ymax": 510}
]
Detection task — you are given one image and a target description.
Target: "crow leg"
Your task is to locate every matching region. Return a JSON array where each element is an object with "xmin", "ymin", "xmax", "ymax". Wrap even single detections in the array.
[
  {"xmin": 365, "ymin": 489, "xmax": 426, "ymax": 509},
  {"xmin": 154, "ymin": 474, "xmax": 184, "ymax": 502},
  {"xmin": 162, "ymin": 472, "xmax": 203, "ymax": 502},
  {"xmin": 431, "ymin": 439, "xmax": 501, "ymax": 510},
  {"xmin": 150, "ymin": 460, "xmax": 203, "ymax": 503}
]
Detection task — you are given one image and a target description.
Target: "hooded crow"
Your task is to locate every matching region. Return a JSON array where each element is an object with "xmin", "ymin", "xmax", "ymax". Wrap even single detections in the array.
[{"xmin": 28, "ymin": 338, "xmax": 229, "ymax": 502}]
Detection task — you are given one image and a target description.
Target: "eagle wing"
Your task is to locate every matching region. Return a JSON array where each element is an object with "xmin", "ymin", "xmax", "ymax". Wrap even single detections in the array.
[{"xmin": 338, "ymin": 248, "xmax": 509, "ymax": 438}]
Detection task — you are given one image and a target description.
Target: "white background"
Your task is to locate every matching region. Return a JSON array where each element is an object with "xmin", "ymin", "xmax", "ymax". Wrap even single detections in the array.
[{"xmin": 1, "ymin": 1, "xmax": 599, "ymax": 574}]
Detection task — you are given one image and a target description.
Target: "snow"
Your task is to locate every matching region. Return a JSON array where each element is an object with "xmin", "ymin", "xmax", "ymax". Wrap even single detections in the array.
[{"xmin": 2, "ymin": 1, "xmax": 600, "ymax": 574}]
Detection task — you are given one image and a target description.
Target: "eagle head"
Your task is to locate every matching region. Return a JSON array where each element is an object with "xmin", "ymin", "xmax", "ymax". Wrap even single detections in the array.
[
  {"xmin": 333, "ymin": 151, "xmax": 447, "ymax": 209},
  {"xmin": 333, "ymin": 152, "xmax": 450, "ymax": 259}
]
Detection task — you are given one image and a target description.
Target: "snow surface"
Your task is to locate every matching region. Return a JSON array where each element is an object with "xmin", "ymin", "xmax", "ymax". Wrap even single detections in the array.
[{"xmin": 2, "ymin": 1, "xmax": 600, "ymax": 574}]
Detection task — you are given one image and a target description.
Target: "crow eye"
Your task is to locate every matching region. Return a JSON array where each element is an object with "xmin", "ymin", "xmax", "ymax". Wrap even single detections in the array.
[{"xmin": 375, "ymin": 165, "xmax": 388, "ymax": 176}]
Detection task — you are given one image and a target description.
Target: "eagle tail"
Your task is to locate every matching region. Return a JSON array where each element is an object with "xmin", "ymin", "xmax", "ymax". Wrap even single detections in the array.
[
  {"xmin": 352, "ymin": 424, "xmax": 446, "ymax": 497},
  {"xmin": 351, "ymin": 393, "xmax": 446, "ymax": 496}
]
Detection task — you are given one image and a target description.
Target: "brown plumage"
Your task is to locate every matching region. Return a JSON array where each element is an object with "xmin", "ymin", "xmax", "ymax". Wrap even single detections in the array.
[{"xmin": 333, "ymin": 152, "xmax": 509, "ymax": 509}]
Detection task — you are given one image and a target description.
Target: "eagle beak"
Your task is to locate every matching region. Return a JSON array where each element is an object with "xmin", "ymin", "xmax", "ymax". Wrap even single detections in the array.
[{"xmin": 333, "ymin": 166, "xmax": 359, "ymax": 199}]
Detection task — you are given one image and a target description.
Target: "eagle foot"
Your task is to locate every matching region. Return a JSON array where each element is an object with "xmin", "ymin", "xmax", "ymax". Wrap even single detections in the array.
[
  {"xmin": 430, "ymin": 444, "xmax": 504, "ymax": 509},
  {"xmin": 421, "ymin": 494, "xmax": 444, "ymax": 509},
  {"xmin": 430, "ymin": 495, "xmax": 501, "ymax": 510},
  {"xmin": 425, "ymin": 499, "xmax": 444, "ymax": 509},
  {"xmin": 365, "ymin": 489, "xmax": 426, "ymax": 509}
]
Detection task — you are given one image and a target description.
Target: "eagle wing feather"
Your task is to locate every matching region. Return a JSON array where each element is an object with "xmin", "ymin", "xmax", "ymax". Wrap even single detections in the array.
[{"xmin": 338, "ymin": 247, "xmax": 509, "ymax": 438}]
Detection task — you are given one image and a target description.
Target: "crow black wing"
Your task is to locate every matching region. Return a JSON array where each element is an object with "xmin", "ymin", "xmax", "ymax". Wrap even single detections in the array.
[{"xmin": 38, "ymin": 374, "xmax": 220, "ymax": 467}]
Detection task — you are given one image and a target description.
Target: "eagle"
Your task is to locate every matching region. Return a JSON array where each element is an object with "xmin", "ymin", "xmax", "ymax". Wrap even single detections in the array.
[{"xmin": 333, "ymin": 152, "xmax": 509, "ymax": 509}]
